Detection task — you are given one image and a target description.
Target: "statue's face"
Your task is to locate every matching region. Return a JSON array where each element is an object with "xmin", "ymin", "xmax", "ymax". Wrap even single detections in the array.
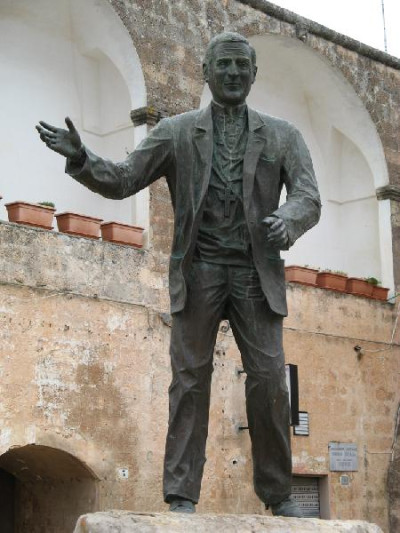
[{"xmin": 204, "ymin": 41, "xmax": 257, "ymax": 106}]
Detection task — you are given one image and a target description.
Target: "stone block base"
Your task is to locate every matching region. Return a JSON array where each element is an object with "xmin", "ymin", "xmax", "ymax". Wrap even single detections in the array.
[{"xmin": 74, "ymin": 511, "xmax": 383, "ymax": 532}]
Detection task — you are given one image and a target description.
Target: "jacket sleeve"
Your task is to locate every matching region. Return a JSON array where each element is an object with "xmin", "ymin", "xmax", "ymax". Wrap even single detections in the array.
[
  {"xmin": 65, "ymin": 118, "xmax": 174, "ymax": 199},
  {"xmin": 272, "ymin": 124, "xmax": 321, "ymax": 247}
]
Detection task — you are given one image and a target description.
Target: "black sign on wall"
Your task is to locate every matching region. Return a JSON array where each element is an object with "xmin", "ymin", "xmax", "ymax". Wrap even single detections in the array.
[{"xmin": 285, "ymin": 364, "xmax": 299, "ymax": 426}]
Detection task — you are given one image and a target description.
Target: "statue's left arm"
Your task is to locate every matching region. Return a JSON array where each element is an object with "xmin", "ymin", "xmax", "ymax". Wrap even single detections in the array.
[{"xmin": 271, "ymin": 124, "xmax": 321, "ymax": 248}]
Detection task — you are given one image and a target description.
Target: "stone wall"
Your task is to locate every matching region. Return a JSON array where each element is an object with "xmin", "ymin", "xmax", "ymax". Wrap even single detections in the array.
[
  {"xmin": 73, "ymin": 511, "xmax": 384, "ymax": 532},
  {"xmin": 387, "ymin": 404, "xmax": 400, "ymax": 533},
  {"xmin": 0, "ymin": 222, "xmax": 398, "ymax": 531}
]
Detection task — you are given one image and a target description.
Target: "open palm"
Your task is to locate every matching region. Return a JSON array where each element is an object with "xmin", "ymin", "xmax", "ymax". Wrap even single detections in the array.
[{"xmin": 36, "ymin": 117, "xmax": 82, "ymax": 159}]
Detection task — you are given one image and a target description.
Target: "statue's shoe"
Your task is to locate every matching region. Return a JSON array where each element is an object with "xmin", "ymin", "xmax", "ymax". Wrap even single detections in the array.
[
  {"xmin": 270, "ymin": 495, "xmax": 304, "ymax": 518},
  {"xmin": 169, "ymin": 499, "xmax": 196, "ymax": 513}
]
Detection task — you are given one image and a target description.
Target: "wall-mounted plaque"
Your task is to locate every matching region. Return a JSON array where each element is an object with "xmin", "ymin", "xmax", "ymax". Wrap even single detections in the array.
[{"xmin": 329, "ymin": 442, "xmax": 358, "ymax": 471}]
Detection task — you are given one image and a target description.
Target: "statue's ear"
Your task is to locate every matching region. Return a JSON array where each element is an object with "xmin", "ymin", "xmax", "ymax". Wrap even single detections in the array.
[
  {"xmin": 202, "ymin": 63, "xmax": 209, "ymax": 83},
  {"xmin": 252, "ymin": 65, "xmax": 258, "ymax": 83}
]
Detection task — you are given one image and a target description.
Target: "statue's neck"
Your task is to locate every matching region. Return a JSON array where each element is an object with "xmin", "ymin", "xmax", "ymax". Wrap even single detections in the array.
[{"xmin": 211, "ymin": 100, "xmax": 247, "ymax": 119}]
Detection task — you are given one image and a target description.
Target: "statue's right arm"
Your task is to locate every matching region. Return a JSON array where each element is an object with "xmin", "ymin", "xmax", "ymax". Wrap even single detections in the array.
[{"xmin": 36, "ymin": 117, "xmax": 173, "ymax": 199}]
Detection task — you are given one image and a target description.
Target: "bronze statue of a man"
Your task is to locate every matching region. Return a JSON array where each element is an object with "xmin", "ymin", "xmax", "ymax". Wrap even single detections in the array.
[{"xmin": 37, "ymin": 32, "xmax": 321, "ymax": 517}]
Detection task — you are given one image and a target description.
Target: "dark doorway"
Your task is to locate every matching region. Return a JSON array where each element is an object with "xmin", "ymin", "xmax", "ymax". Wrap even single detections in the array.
[
  {"xmin": 0, "ymin": 468, "xmax": 15, "ymax": 533},
  {"xmin": 0, "ymin": 445, "xmax": 98, "ymax": 533}
]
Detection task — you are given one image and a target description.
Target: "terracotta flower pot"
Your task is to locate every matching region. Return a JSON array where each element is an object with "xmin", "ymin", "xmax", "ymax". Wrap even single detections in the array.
[
  {"xmin": 285, "ymin": 266, "xmax": 318, "ymax": 286},
  {"xmin": 5, "ymin": 201, "xmax": 55, "ymax": 230},
  {"xmin": 346, "ymin": 277, "xmax": 374, "ymax": 298},
  {"xmin": 317, "ymin": 272, "xmax": 347, "ymax": 292},
  {"xmin": 372, "ymin": 285, "xmax": 389, "ymax": 301},
  {"xmin": 56, "ymin": 212, "xmax": 103, "ymax": 239},
  {"xmin": 101, "ymin": 221, "xmax": 144, "ymax": 248}
]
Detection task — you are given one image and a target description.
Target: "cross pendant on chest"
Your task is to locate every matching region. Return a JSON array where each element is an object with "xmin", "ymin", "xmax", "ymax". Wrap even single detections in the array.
[{"xmin": 221, "ymin": 187, "xmax": 236, "ymax": 217}]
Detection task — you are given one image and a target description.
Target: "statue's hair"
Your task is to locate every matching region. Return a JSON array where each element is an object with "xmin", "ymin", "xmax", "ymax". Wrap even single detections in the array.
[{"xmin": 204, "ymin": 32, "xmax": 256, "ymax": 67}]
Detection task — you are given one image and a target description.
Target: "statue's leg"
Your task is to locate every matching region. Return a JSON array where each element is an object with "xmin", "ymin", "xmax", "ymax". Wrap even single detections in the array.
[
  {"xmin": 163, "ymin": 261, "xmax": 227, "ymax": 505},
  {"xmin": 226, "ymin": 265, "xmax": 292, "ymax": 506}
]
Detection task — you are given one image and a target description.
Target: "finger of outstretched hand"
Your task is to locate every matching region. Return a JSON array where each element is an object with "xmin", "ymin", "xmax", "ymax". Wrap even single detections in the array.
[
  {"xmin": 65, "ymin": 117, "xmax": 76, "ymax": 133},
  {"xmin": 36, "ymin": 125, "xmax": 48, "ymax": 134},
  {"xmin": 39, "ymin": 121, "xmax": 58, "ymax": 133},
  {"xmin": 38, "ymin": 131, "xmax": 48, "ymax": 142}
]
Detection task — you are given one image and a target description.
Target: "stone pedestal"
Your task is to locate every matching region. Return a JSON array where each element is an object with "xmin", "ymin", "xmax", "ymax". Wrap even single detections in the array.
[{"xmin": 74, "ymin": 511, "xmax": 383, "ymax": 532}]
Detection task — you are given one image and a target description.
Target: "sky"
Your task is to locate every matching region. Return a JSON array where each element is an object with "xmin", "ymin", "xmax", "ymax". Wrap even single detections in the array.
[{"xmin": 270, "ymin": 0, "xmax": 400, "ymax": 59}]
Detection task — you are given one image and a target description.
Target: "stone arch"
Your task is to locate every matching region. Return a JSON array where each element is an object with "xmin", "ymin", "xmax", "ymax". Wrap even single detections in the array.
[
  {"xmin": 0, "ymin": 0, "xmax": 149, "ymax": 230},
  {"xmin": 200, "ymin": 34, "xmax": 393, "ymax": 288},
  {"xmin": 0, "ymin": 444, "xmax": 98, "ymax": 533}
]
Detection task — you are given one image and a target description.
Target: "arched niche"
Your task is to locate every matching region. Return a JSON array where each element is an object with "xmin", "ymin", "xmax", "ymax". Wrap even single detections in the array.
[
  {"xmin": 200, "ymin": 35, "xmax": 393, "ymax": 289},
  {"xmin": 0, "ymin": 444, "xmax": 98, "ymax": 532},
  {"xmin": 0, "ymin": 0, "xmax": 149, "ymax": 231}
]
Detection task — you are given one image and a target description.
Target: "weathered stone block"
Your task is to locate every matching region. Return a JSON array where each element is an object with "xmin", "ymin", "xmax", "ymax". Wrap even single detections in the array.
[{"xmin": 74, "ymin": 511, "xmax": 383, "ymax": 532}]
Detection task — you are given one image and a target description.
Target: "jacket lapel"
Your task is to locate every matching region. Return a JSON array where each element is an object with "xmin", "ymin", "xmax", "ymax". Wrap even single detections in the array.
[
  {"xmin": 193, "ymin": 105, "xmax": 213, "ymax": 209},
  {"xmin": 243, "ymin": 108, "xmax": 266, "ymax": 211}
]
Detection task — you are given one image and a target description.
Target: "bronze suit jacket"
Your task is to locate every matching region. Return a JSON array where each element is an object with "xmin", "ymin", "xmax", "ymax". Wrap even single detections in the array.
[{"xmin": 67, "ymin": 104, "xmax": 321, "ymax": 316}]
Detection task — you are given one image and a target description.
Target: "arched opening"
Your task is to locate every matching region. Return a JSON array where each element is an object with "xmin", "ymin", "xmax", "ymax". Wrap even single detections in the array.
[
  {"xmin": 200, "ymin": 34, "xmax": 393, "ymax": 289},
  {"xmin": 0, "ymin": 0, "xmax": 149, "ymax": 230},
  {"xmin": 0, "ymin": 444, "xmax": 97, "ymax": 533}
]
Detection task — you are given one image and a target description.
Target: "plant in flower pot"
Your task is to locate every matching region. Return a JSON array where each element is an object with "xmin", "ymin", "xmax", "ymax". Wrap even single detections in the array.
[
  {"xmin": 55, "ymin": 211, "xmax": 103, "ymax": 239},
  {"xmin": 285, "ymin": 265, "xmax": 319, "ymax": 286},
  {"xmin": 5, "ymin": 200, "xmax": 56, "ymax": 230},
  {"xmin": 365, "ymin": 277, "xmax": 389, "ymax": 301},
  {"xmin": 317, "ymin": 269, "xmax": 348, "ymax": 292},
  {"xmin": 100, "ymin": 221, "xmax": 144, "ymax": 248},
  {"xmin": 372, "ymin": 285, "xmax": 389, "ymax": 301},
  {"xmin": 346, "ymin": 276, "xmax": 374, "ymax": 298}
]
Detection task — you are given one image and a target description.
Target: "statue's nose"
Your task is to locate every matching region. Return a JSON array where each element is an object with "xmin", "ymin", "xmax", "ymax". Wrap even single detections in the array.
[{"xmin": 227, "ymin": 62, "xmax": 239, "ymax": 76}]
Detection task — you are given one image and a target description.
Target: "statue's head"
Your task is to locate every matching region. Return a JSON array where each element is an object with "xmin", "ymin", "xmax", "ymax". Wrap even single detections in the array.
[{"xmin": 203, "ymin": 32, "xmax": 257, "ymax": 106}]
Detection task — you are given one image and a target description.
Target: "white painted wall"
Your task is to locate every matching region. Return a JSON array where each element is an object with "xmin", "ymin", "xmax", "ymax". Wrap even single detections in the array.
[
  {"xmin": 201, "ymin": 35, "xmax": 392, "ymax": 288},
  {"xmin": 0, "ymin": 0, "xmax": 148, "ymax": 229}
]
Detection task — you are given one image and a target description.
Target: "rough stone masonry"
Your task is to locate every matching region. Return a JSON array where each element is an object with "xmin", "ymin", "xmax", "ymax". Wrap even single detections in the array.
[{"xmin": 73, "ymin": 511, "xmax": 383, "ymax": 532}]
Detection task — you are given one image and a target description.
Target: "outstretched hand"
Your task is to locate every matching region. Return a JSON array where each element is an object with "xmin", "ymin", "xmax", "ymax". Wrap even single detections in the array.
[
  {"xmin": 262, "ymin": 216, "xmax": 289, "ymax": 249},
  {"xmin": 36, "ymin": 117, "xmax": 83, "ymax": 159}
]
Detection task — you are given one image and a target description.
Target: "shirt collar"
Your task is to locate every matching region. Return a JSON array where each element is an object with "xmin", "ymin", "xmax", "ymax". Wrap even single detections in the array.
[{"xmin": 211, "ymin": 100, "xmax": 248, "ymax": 120}]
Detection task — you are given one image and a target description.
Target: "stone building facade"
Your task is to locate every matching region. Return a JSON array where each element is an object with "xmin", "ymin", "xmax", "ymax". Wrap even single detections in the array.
[{"xmin": 0, "ymin": 0, "xmax": 399, "ymax": 532}]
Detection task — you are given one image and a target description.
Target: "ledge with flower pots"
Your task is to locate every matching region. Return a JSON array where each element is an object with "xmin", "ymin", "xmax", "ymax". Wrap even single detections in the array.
[
  {"xmin": 4, "ymin": 200, "xmax": 144, "ymax": 248},
  {"xmin": 285, "ymin": 266, "xmax": 389, "ymax": 302},
  {"xmin": 0, "ymin": 200, "xmax": 390, "ymax": 302}
]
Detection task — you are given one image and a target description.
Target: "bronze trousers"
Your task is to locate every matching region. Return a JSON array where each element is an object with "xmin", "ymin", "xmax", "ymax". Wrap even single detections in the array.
[{"xmin": 163, "ymin": 261, "xmax": 292, "ymax": 505}]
